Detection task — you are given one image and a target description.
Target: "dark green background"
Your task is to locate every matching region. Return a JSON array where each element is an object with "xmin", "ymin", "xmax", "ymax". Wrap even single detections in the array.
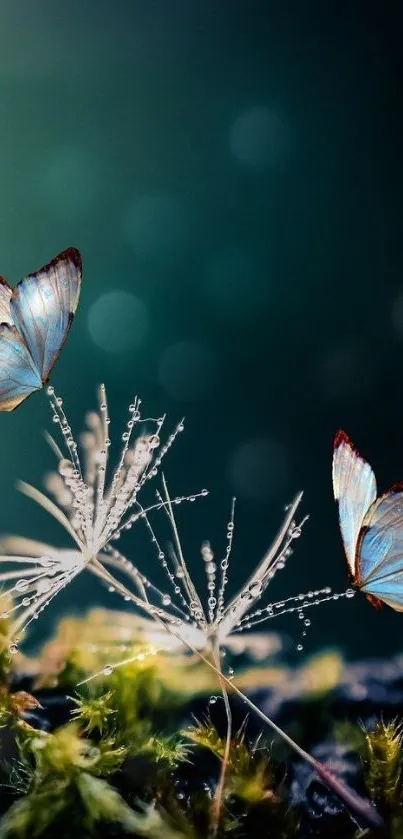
[{"xmin": 0, "ymin": 0, "xmax": 402, "ymax": 658}]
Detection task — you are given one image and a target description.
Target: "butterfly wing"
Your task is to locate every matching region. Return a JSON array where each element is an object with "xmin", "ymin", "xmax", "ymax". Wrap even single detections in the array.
[
  {"xmin": 0, "ymin": 324, "xmax": 42, "ymax": 411},
  {"xmin": 10, "ymin": 248, "xmax": 82, "ymax": 383},
  {"xmin": 332, "ymin": 431, "xmax": 377, "ymax": 577},
  {"xmin": 356, "ymin": 488, "xmax": 403, "ymax": 610},
  {"xmin": 0, "ymin": 277, "xmax": 13, "ymax": 325}
]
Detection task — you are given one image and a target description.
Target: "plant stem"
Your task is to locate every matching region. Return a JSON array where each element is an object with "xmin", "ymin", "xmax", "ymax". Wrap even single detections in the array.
[{"xmin": 210, "ymin": 640, "xmax": 232, "ymax": 836}]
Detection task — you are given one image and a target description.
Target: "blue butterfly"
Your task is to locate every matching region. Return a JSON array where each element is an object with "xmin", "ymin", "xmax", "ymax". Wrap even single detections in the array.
[
  {"xmin": 0, "ymin": 248, "xmax": 81, "ymax": 411},
  {"xmin": 333, "ymin": 430, "xmax": 403, "ymax": 611}
]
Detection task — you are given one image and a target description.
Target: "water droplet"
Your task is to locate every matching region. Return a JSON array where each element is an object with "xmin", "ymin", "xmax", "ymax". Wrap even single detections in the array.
[
  {"xmin": 47, "ymin": 386, "xmax": 55, "ymax": 396},
  {"xmin": 209, "ymin": 695, "xmax": 218, "ymax": 705},
  {"xmin": 304, "ymin": 618, "xmax": 311, "ymax": 627},
  {"xmin": 249, "ymin": 581, "xmax": 263, "ymax": 598},
  {"xmin": 15, "ymin": 579, "xmax": 29, "ymax": 593},
  {"xmin": 59, "ymin": 458, "xmax": 74, "ymax": 477},
  {"xmin": 346, "ymin": 588, "xmax": 355, "ymax": 599},
  {"xmin": 162, "ymin": 594, "xmax": 171, "ymax": 606},
  {"xmin": 36, "ymin": 579, "xmax": 51, "ymax": 595},
  {"xmin": 9, "ymin": 643, "xmax": 18, "ymax": 655},
  {"xmin": 297, "ymin": 644, "xmax": 303, "ymax": 652},
  {"xmin": 103, "ymin": 664, "xmax": 113, "ymax": 676}
]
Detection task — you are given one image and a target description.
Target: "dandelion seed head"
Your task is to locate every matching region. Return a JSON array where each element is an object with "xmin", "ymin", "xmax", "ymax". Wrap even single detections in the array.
[
  {"xmin": 0, "ymin": 386, "xmax": 341, "ymax": 684},
  {"xmin": 0, "ymin": 386, "xmax": 197, "ymax": 639}
]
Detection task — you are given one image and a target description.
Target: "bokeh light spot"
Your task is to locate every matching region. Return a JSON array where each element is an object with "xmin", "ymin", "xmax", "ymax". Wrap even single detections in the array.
[
  {"xmin": 88, "ymin": 291, "xmax": 148, "ymax": 354},
  {"xmin": 229, "ymin": 107, "xmax": 289, "ymax": 169},
  {"xmin": 125, "ymin": 193, "xmax": 188, "ymax": 259},
  {"xmin": 158, "ymin": 341, "xmax": 217, "ymax": 402},
  {"xmin": 228, "ymin": 437, "xmax": 290, "ymax": 503}
]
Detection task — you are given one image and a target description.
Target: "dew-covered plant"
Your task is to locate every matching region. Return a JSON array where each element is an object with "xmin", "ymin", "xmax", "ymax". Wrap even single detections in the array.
[
  {"xmin": 0, "ymin": 384, "xmax": 204, "ymax": 644},
  {"xmin": 0, "ymin": 386, "xmax": 382, "ymax": 832}
]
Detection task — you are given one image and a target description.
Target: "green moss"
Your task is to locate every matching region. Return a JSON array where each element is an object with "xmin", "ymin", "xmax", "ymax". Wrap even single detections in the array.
[
  {"xmin": 0, "ymin": 610, "xmax": 397, "ymax": 838},
  {"xmin": 183, "ymin": 719, "xmax": 298, "ymax": 836},
  {"xmin": 363, "ymin": 719, "xmax": 403, "ymax": 809}
]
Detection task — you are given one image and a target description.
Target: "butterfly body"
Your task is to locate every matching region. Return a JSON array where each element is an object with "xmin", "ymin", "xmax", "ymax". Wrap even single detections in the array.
[
  {"xmin": 0, "ymin": 248, "xmax": 81, "ymax": 411},
  {"xmin": 333, "ymin": 430, "xmax": 403, "ymax": 612}
]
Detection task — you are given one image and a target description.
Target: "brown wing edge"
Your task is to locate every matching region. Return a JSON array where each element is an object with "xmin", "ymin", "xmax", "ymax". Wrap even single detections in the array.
[
  {"xmin": 30, "ymin": 247, "xmax": 82, "ymax": 279},
  {"xmin": 333, "ymin": 429, "xmax": 365, "ymax": 461}
]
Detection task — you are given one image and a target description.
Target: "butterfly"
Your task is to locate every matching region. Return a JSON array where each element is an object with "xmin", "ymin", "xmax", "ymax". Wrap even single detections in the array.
[
  {"xmin": 333, "ymin": 430, "xmax": 403, "ymax": 611},
  {"xmin": 0, "ymin": 248, "xmax": 82, "ymax": 411}
]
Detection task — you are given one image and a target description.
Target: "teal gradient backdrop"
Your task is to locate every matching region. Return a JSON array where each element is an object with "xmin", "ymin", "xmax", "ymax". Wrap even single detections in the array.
[{"xmin": 0, "ymin": 1, "xmax": 402, "ymax": 656}]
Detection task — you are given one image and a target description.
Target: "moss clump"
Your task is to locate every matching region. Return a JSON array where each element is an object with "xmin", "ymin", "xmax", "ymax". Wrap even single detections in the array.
[
  {"xmin": 181, "ymin": 719, "xmax": 298, "ymax": 837},
  {"xmin": 0, "ymin": 609, "xmax": 395, "ymax": 838}
]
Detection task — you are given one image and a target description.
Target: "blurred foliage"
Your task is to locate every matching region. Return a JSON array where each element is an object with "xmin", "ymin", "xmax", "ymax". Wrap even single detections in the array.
[{"xmin": 0, "ymin": 607, "xmax": 396, "ymax": 838}]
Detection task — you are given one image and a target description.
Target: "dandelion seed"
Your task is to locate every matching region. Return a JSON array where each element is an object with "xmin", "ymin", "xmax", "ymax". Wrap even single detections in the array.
[
  {"xmin": 74, "ymin": 477, "xmax": 351, "ymax": 681},
  {"xmin": 74, "ymin": 487, "xmax": 383, "ymax": 834},
  {"xmin": 74, "ymin": 480, "xmax": 330, "ymax": 835},
  {"xmin": 0, "ymin": 386, "xmax": 204, "ymax": 639}
]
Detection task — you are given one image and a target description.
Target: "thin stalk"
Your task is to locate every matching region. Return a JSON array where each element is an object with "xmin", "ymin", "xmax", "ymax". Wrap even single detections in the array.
[
  {"xmin": 200, "ymin": 661, "xmax": 384, "ymax": 830},
  {"xmin": 210, "ymin": 639, "xmax": 232, "ymax": 836}
]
